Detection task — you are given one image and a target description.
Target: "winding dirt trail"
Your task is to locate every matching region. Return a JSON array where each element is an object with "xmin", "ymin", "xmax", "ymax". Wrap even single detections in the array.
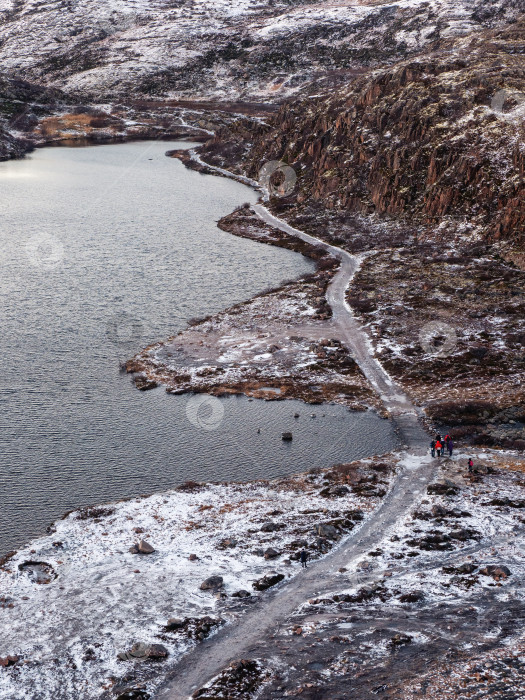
[
  {"xmin": 154, "ymin": 183, "xmax": 433, "ymax": 698},
  {"xmin": 253, "ymin": 205, "xmax": 429, "ymax": 448}
]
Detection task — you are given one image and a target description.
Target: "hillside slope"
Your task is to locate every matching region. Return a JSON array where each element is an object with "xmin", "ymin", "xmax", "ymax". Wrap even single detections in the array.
[
  {"xmin": 0, "ymin": 0, "xmax": 521, "ymax": 101},
  {"xmin": 245, "ymin": 18, "xmax": 525, "ymax": 244}
]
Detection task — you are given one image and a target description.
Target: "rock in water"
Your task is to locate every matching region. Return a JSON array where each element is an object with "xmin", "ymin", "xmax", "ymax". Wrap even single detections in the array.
[{"xmin": 200, "ymin": 575, "xmax": 224, "ymax": 591}]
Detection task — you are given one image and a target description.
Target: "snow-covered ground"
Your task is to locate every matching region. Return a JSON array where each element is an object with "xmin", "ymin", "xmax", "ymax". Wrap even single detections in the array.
[{"xmin": 0, "ymin": 461, "xmax": 391, "ymax": 699}]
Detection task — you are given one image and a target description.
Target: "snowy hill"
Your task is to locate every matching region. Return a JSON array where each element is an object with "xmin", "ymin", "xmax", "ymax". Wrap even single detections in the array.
[{"xmin": 0, "ymin": 0, "xmax": 521, "ymax": 101}]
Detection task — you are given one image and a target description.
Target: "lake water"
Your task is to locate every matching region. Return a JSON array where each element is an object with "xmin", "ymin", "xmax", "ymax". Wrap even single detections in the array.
[{"xmin": 0, "ymin": 141, "xmax": 398, "ymax": 554}]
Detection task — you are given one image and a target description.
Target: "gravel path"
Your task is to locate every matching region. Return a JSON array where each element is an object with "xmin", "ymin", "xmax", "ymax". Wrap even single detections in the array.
[{"xmin": 154, "ymin": 195, "xmax": 432, "ymax": 699}]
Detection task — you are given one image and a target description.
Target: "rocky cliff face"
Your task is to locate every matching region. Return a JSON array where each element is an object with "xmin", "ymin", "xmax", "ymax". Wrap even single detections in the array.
[
  {"xmin": 245, "ymin": 19, "xmax": 525, "ymax": 245},
  {"xmin": 0, "ymin": 0, "xmax": 521, "ymax": 102},
  {"xmin": 0, "ymin": 74, "xmax": 66, "ymax": 160}
]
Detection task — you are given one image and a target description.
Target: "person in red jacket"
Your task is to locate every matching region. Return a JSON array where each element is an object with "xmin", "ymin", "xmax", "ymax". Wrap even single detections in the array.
[
  {"xmin": 468, "ymin": 458, "xmax": 474, "ymax": 473},
  {"xmin": 435, "ymin": 440, "xmax": 442, "ymax": 456}
]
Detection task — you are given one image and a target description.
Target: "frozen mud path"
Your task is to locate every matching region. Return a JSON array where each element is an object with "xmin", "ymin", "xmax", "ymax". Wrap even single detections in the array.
[
  {"xmin": 156, "ymin": 449, "xmax": 436, "ymax": 700},
  {"xmin": 252, "ymin": 205, "xmax": 429, "ymax": 449},
  {"xmin": 156, "ymin": 193, "xmax": 433, "ymax": 698}
]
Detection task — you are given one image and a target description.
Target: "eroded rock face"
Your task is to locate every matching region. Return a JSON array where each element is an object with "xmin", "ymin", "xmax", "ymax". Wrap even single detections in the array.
[{"xmin": 245, "ymin": 19, "xmax": 525, "ymax": 246}]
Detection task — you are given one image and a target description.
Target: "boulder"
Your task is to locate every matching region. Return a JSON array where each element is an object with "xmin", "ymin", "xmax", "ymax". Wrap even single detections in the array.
[
  {"xmin": 449, "ymin": 528, "xmax": 478, "ymax": 541},
  {"xmin": 116, "ymin": 689, "xmax": 150, "ymax": 700},
  {"xmin": 427, "ymin": 482, "xmax": 460, "ymax": 496},
  {"xmin": 129, "ymin": 643, "xmax": 149, "ymax": 658},
  {"xmin": 189, "ymin": 553, "xmax": 198, "ymax": 561},
  {"xmin": 317, "ymin": 523, "xmax": 340, "ymax": 540},
  {"xmin": 399, "ymin": 591, "xmax": 424, "ymax": 603},
  {"xmin": 218, "ymin": 538, "xmax": 238, "ymax": 549},
  {"xmin": 388, "ymin": 633, "xmax": 413, "ymax": 648},
  {"xmin": 264, "ymin": 547, "xmax": 280, "ymax": 559},
  {"xmin": 480, "ymin": 565, "xmax": 511, "ymax": 579},
  {"xmin": 119, "ymin": 643, "xmax": 168, "ymax": 662},
  {"xmin": 0, "ymin": 656, "xmax": 19, "ymax": 667},
  {"xmin": 231, "ymin": 589, "xmax": 251, "ymax": 598},
  {"xmin": 165, "ymin": 617, "xmax": 185, "ymax": 631},
  {"xmin": 200, "ymin": 575, "xmax": 224, "ymax": 591},
  {"xmin": 260, "ymin": 521, "xmax": 282, "ymax": 532},
  {"xmin": 319, "ymin": 485, "xmax": 350, "ymax": 498},
  {"xmin": 147, "ymin": 644, "xmax": 169, "ymax": 660},
  {"xmin": 252, "ymin": 572, "xmax": 284, "ymax": 591},
  {"xmin": 138, "ymin": 540, "xmax": 155, "ymax": 554},
  {"xmin": 443, "ymin": 563, "xmax": 477, "ymax": 575}
]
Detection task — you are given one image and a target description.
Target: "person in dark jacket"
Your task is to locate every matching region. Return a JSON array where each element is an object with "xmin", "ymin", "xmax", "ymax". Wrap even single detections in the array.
[
  {"xmin": 468, "ymin": 458, "xmax": 474, "ymax": 473},
  {"xmin": 430, "ymin": 440, "xmax": 436, "ymax": 458},
  {"xmin": 299, "ymin": 550, "xmax": 309, "ymax": 569},
  {"xmin": 448, "ymin": 439, "xmax": 454, "ymax": 457}
]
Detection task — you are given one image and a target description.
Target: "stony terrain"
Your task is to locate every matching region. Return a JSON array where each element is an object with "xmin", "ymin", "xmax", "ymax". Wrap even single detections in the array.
[
  {"xmin": 0, "ymin": 454, "xmax": 397, "ymax": 699},
  {"xmin": 244, "ymin": 18, "xmax": 525, "ymax": 243}
]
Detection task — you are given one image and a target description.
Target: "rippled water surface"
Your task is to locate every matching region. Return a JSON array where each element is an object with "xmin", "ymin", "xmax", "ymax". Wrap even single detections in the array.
[{"xmin": 0, "ymin": 141, "xmax": 398, "ymax": 553}]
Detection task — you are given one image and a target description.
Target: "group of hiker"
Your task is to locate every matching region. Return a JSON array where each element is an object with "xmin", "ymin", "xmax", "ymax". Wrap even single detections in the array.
[
  {"xmin": 430, "ymin": 433, "xmax": 453, "ymax": 458},
  {"xmin": 430, "ymin": 433, "xmax": 477, "ymax": 474}
]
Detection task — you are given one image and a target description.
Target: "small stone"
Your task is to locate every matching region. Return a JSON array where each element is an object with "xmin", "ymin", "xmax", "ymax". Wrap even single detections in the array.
[
  {"xmin": 189, "ymin": 553, "xmax": 198, "ymax": 561},
  {"xmin": 282, "ymin": 432, "xmax": 293, "ymax": 441},
  {"xmin": 264, "ymin": 547, "xmax": 280, "ymax": 559}
]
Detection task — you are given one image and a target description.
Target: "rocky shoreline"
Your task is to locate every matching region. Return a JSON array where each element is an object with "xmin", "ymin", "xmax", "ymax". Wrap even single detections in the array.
[{"xmin": 125, "ymin": 204, "xmax": 385, "ymax": 414}]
